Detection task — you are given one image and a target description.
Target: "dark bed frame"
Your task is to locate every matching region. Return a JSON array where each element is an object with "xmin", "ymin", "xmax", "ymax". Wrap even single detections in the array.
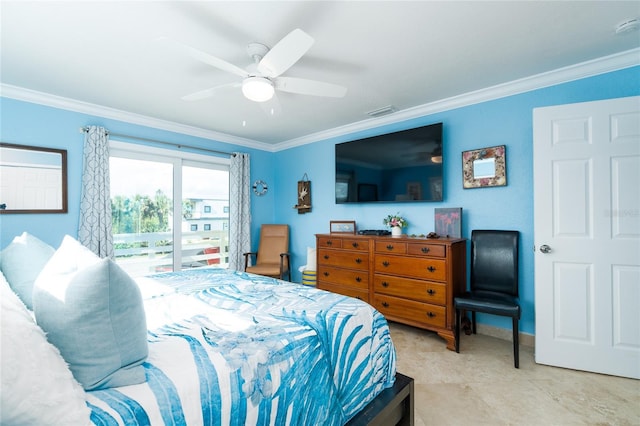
[{"xmin": 347, "ymin": 372, "xmax": 414, "ymax": 426}]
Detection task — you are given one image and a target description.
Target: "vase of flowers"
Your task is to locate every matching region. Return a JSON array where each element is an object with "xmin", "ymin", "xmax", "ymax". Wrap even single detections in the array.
[{"xmin": 383, "ymin": 213, "xmax": 408, "ymax": 236}]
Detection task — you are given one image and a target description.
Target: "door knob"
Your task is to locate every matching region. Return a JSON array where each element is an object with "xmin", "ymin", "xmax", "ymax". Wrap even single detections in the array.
[{"xmin": 539, "ymin": 244, "xmax": 552, "ymax": 254}]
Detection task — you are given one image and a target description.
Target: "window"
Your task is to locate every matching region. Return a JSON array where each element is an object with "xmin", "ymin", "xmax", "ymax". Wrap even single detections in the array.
[
  {"xmin": 110, "ymin": 141, "xmax": 230, "ymax": 277},
  {"xmin": 204, "ymin": 205, "xmax": 211, "ymax": 213}
]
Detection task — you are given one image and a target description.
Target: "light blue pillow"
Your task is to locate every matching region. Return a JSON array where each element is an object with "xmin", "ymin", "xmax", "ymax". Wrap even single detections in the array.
[
  {"xmin": 0, "ymin": 232, "xmax": 55, "ymax": 309},
  {"xmin": 32, "ymin": 235, "xmax": 148, "ymax": 391}
]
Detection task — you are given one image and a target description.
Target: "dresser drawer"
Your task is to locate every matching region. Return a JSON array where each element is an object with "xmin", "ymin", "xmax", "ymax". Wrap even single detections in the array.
[
  {"xmin": 318, "ymin": 266, "xmax": 368, "ymax": 289},
  {"xmin": 317, "ymin": 237, "xmax": 343, "ymax": 249},
  {"xmin": 318, "ymin": 248, "xmax": 369, "ymax": 270},
  {"xmin": 375, "ymin": 240, "xmax": 407, "ymax": 254},
  {"xmin": 374, "ymin": 274, "xmax": 446, "ymax": 305},
  {"xmin": 318, "ymin": 282, "xmax": 369, "ymax": 302},
  {"xmin": 407, "ymin": 242, "xmax": 446, "ymax": 258},
  {"xmin": 373, "ymin": 294, "xmax": 446, "ymax": 328},
  {"xmin": 341, "ymin": 238, "xmax": 369, "ymax": 251},
  {"xmin": 375, "ymin": 255, "xmax": 446, "ymax": 281}
]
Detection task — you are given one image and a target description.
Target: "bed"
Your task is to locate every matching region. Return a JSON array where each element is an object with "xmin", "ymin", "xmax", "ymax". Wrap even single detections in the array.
[
  {"xmin": 0, "ymin": 233, "xmax": 412, "ymax": 426},
  {"xmin": 87, "ymin": 268, "xmax": 398, "ymax": 425}
]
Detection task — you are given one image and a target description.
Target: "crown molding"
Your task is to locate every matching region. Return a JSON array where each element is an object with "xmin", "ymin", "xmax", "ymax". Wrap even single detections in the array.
[
  {"xmin": 0, "ymin": 84, "xmax": 274, "ymax": 152},
  {"xmin": 2, "ymin": 48, "xmax": 638, "ymax": 153},
  {"xmin": 276, "ymin": 47, "xmax": 640, "ymax": 151}
]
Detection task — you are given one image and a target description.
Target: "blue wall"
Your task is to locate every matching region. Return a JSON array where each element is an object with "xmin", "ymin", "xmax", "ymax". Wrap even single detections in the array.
[
  {"xmin": 273, "ymin": 66, "xmax": 640, "ymax": 336},
  {"xmin": 0, "ymin": 98, "xmax": 277, "ymax": 248},
  {"xmin": 1, "ymin": 65, "xmax": 638, "ymax": 336}
]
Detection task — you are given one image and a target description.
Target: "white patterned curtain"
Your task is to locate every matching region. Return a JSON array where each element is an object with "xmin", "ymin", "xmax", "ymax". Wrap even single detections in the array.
[
  {"xmin": 228, "ymin": 152, "xmax": 251, "ymax": 270},
  {"xmin": 78, "ymin": 126, "xmax": 113, "ymax": 258}
]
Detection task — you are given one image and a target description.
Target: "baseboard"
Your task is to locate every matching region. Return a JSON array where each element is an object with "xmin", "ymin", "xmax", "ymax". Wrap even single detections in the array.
[{"xmin": 475, "ymin": 324, "xmax": 535, "ymax": 348}]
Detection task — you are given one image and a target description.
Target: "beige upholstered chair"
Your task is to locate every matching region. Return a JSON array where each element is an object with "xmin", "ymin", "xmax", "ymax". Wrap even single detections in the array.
[{"xmin": 243, "ymin": 224, "xmax": 291, "ymax": 281}]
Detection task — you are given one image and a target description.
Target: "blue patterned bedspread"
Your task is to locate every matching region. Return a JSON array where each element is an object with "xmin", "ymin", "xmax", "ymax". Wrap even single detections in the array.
[{"xmin": 86, "ymin": 268, "xmax": 396, "ymax": 425}]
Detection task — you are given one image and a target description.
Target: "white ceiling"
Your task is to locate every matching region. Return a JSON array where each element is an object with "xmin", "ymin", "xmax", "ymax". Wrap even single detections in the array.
[{"xmin": 1, "ymin": 1, "xmax": 639, "ymax": 149}]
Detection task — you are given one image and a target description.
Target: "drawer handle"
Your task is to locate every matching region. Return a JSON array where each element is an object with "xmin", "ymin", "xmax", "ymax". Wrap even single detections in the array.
[
  {"xmin": 355, "ymin": 258, "xmax": 362, "ymax": 264},
  {"xmin": 327, "ymin": 241, "xmax": 333, "ymax": 246},
  {"xmin": 426, "ymin": 312, "xmax": 436, "ymax": 318},
  {"xmin": 421, "ymin": 247, "xmax": 430, "ymax": 253},
  {"xmin": 427, "ymin": 289, "xmax": 436, "ymax": 296},
  {"xmin": 323, "ymin": 272, "xmax": 329, "ymax": 277},
  {"xmin": 386, "ymin": 244, "xmax": 394, "ymax": 250},
  {"xmin": 427, "ymin": 266, "xmax": 436, "ymax": 273},
  {"xmin": 324, "ymin": 255, "xmax": 329, "ymax": 260},
  {"xmin": 356, "ymin": 276, "xmax": 362, "ymax": 282},
  {"xmin": 352, "ymin": 242, "xmax": 359, "ymax": 248},
  {"xmin": 382, "ymin": 301, "xmax": 389, "ymax": 308},
  {"xmin": 382, "ymin": 261, "xmax": 390, "ymax": 267},
  {"xmin": 382, "ymin": 281, "xmax": 389, "ymax": 287}
]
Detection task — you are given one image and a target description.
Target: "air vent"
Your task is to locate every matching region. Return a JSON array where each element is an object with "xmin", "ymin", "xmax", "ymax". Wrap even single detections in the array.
[
  {"xmin": 615, "ymin": 18, "xmax": 639, "ymax": 35},
  {"xmin": 366, "ymin": 105, "xmax": 397, "ymax": 118}
]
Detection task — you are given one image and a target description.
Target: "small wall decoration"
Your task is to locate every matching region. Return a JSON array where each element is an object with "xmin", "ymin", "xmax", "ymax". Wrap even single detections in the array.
[
  {"xmin": 462, "ymin": 145, "xmax": 507, "ymax": 189},
  {"xmin": 293, "ymin": 173, "xmax": 311, "ymax": 214},
  {"xmin": 330, "ymin": 220, "xmax": 356, "ymax": 234},
  {"xmin": 434, "ymin": 207, "xmax": 462, "ymax": 238},
  {"xmin": 253, "ymin": 180, "xmax": 268, "ymax": 196}
]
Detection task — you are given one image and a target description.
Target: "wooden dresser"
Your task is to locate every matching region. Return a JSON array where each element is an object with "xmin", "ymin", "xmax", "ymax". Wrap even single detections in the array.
[{"xmin": 316, "ymin": 233, "xmax": 466, "ymax": 350}]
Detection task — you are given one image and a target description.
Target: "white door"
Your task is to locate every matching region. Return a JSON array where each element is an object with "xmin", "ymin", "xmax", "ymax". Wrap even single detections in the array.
[{"xmin": 533, "ymin": 96, "xmax": 640, "ymax": 379}]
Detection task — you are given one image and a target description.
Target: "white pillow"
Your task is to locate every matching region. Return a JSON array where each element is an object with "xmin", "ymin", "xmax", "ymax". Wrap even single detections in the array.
[
  {"xmin": 33, "ymin": 235, "xmax": 148, "ymax": 391},
  {"xmin": 0, "ymin": 272, "xmax": 92, "ymax": 426},
  {"xmin": 0, "ymin": 232, "xmax": 55, "ymax": 309}
]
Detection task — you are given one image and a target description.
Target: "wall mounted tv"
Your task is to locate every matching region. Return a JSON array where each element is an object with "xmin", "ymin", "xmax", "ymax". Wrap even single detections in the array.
[{"xmin": 335, "ymin": 122, "xmax": 443, "ymax": 203}]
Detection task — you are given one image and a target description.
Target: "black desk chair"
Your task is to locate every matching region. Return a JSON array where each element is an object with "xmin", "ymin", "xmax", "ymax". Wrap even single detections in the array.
[{"xmin": 455, "ymin": 230, "xmax": 521, "ymax": 368}]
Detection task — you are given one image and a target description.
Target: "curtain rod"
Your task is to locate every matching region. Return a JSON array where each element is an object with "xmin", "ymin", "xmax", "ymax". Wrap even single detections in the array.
[{"xmin": 79, "ymin": 127, "xmax": 235, "ymax": 157}]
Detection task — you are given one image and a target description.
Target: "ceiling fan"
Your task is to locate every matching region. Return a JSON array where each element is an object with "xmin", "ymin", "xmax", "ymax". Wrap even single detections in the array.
[{"xmin": 179, "ymin": 29, "xmax": 347, "ymax": 103}]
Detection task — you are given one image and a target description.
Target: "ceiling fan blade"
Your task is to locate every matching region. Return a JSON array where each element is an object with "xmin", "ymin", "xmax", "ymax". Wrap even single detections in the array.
[
  {"xmin": 257, "ymin": 29, "xmax": 314, "ymax": 78},
  {"xmin": 182, "ymin": 82, "xmax": 240, "ymax": 101},
  {"xmin": 276, "ymin": 77, "xmax": 347, "ymax": 98},
  {"xmin": 163, "ymin": 37, "xmax": 248, "ymax": 78}
]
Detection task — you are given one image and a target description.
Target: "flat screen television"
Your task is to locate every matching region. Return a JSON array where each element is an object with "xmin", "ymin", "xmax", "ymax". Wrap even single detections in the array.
[{"xmin": 335, "ymin": 122, "xmax": 443, "ymax": 203}]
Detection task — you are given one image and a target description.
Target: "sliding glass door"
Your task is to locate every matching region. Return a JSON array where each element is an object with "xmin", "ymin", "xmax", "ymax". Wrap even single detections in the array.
[
  {"xmin": 110, "ymin": 142, "xmax": 229, "ymax": 277},
  {"xmin": 180, "ymin": 163, "xmax": 230, "ymax": 271}
]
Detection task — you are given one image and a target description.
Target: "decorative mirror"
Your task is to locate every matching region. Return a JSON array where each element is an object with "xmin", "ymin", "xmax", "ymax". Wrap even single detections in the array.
[
  {"xmin": 462, "ymin": 145, "xmax": 507, "ymax": 189},
  {"xmin": 0, "ymin": 143, "xmax": 68, "ymax": 213}
]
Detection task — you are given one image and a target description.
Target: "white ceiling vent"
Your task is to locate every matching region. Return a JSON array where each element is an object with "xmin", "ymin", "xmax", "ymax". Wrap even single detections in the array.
[
  {"xmin": 367, "ymin": 105, "xmax": 397, "ymax": 118},
  {"xmin": 615, "ymin": 18, "xmax": 639, "ymax": 35}
]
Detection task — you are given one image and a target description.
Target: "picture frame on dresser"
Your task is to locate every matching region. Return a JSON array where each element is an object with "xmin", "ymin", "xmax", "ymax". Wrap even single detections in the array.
[
  {"xmin": 434, "ymin": 208, "xmax": 462, "ymax": 238},
  {"xmin": 330, "ymin": 220, "xmax": 356, "ymax": 234}
]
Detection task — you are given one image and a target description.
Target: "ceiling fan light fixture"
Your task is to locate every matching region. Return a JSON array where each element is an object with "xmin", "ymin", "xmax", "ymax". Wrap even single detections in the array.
[
  {"xmin": 242, "ymin": 77, "xmax": 274, "ymax": 102},
  {"xmin": 431, "ymin": 155, "xmax": 443, "ymax": 164}
]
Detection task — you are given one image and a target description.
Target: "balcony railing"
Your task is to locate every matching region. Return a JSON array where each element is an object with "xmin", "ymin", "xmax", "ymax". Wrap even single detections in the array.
[{"xmin": 113, "ymin": 230, "xmax": 230, "ymax": 277}]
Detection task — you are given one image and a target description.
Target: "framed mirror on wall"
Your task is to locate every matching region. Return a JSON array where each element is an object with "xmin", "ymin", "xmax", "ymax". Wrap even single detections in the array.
[
  {"xmin": 0, "ymin": 143, "xmax": 68, "ymax": 214},
  {"xmin": 462, "ymin": 145, "xmax": 507, "ymax": 189}
]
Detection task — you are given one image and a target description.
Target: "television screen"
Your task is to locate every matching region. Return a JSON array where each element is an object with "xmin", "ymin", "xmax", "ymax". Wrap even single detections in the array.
[{"xmin": 335, "ymin": 122, "xmax": 443, "ymax": 203}]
